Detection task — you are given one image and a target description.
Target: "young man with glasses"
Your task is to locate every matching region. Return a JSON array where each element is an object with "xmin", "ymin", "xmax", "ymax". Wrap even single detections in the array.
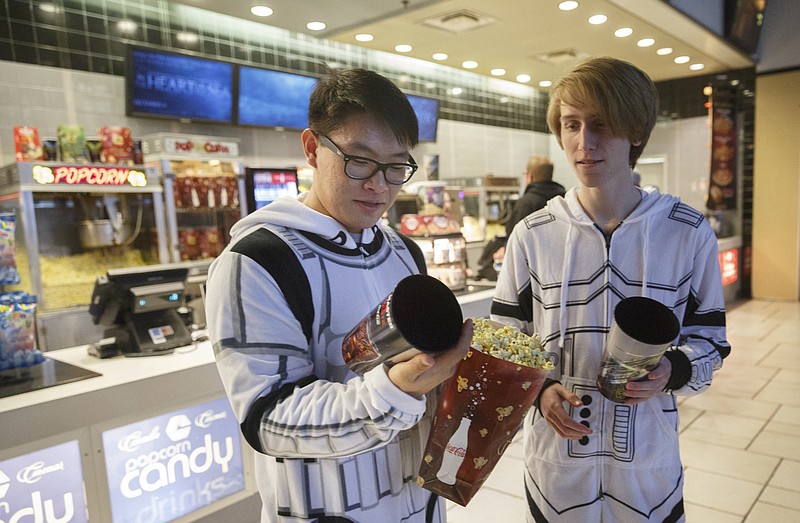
[{"xmin": 206, "ymin": 68, "xmax": 472, "ymax": 522}]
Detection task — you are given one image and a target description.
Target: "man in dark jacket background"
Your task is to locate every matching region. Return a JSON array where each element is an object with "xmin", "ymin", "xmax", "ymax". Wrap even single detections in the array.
[
  {"xmin": 475, "ymin": 156, "xmax": 566, "ymax": 280},
  {"xmin": 505, "ymin": 156, "xmax": 566, "ymax": 236}
]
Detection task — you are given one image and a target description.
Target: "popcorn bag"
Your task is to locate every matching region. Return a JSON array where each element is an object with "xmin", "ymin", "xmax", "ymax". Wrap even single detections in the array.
[{"xmin": 417, "ymin": 320, "xmax": 555, "ymax": 506}]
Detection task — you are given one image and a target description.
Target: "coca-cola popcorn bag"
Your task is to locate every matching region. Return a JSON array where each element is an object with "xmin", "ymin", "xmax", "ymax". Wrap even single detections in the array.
[{"xmin": 417, "ymin": 319, "xmax": 556, "ymax": 506}]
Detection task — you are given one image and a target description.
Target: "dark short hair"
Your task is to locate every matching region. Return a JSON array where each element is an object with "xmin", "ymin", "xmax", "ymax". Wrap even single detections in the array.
[
  {"xmin": 308, "ymin": 68, "xmax": 419, "ymax": 148},
  {"xmin": 547, "ymin": 57, "xmax": 659, "ymax": 168}
]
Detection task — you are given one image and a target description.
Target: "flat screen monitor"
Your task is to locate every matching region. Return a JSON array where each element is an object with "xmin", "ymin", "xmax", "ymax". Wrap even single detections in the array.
[
  {"xmin": 89, "ymin": 264, "xmax": 189, "ymax": 327},
  {"xmin": 407, "ymin": 94, "xmax": 440, "ymax": 142},
  {"xmin": 237, "ymin": 66, "xmax": 317, "ymax": 129},
  {"xmin": 244, "ymin": 168, "xmax": 300, "ymax": 211},
  {"xmin": 126, "ymin": 46, "xmax": 235, "ymax": 124}
]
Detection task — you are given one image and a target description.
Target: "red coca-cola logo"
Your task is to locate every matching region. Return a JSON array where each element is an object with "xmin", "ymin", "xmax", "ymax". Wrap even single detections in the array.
[{"xmin": 445, "ymin": 444, "xmax": 466, "ymax": 457}]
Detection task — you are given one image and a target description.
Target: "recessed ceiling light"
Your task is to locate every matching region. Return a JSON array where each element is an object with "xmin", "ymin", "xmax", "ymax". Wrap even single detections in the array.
[
  {"xmin": 462, "ymin": 60, "xmax": 478, "ymax": 69},
  {"xmin": 491, "ymin": 68, "xmax": 506, "ymax": 76},
  {"xmin": 176, "ymin": 32, "xmax": 198, "ymax": 44},
  {"xmin": 674, "ymin": 55, "xmax": 690, "ymax": 64},
  {"xmin": 614, "ymin": 27, "xmax": 633, "ymax": 38},
  {"xmin": 588, "ymin": 14, "xmax": 607, "ymax": 25},
  {"xmin": 450, "ymin": 87, "xmax": 463, "ymax": 95},
  {"xmin": 250, "ymin": 6, "xmax": 273, "ymax": 17},
  {"xmin": 656, "ymin": 47, "xmax": 674, "ymax": 55},
  {"xmin": 559, "ymin": 1, "xmax": 579, "ymax": 11},
  {"xmin": 637, "ymin": 38, "xmax": 655, "ymax": 47},
  {"xmin": 38, "ymin": 3, "xmax": 60, "ymax": 13},
  {"xmin": 306, "ymin": 21, "xmax": 326, "ymax": 31},
  {"xmin": 395, "ymin": 44, "xmax": 412, "ymax": 53},
  {"xmin": 689, "ymin": 63, "xmax": 705, "ymax": 71},
  {"xmin": 432, "ymin": 52, "xmax": 448, "ymax": 60},
  {"xmin": 355, "ymin": 33, "xmax": 374, "ymax": 42},
  {"xmin": 539, "ymin": 80, "xmax": 553, "ymax": 88},
  {"xmin": 116, "ymin": 20, "xmax": 137, "ymax": 33},
  {"xmin": 516, "ymin": 74, "xmax": 531, "ymax": 83}
]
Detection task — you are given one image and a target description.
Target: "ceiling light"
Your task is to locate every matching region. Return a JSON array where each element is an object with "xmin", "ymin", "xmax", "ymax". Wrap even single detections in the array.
[
  {"xmin": 355, "ymin": 33, "xmax": 373, "ymax": 42},
  {"xmin": 491, "ymin": 68, "xmax": 506, "ymax": 76},
  {"xmin": 38, "ymin": 3, "xmax": 60, "ymax": 13},
  {"xmin": 395, "ymin": 44, "xmax": 412, "ymax": 53},
  {"xmin": 499, "ymin": 96, "xmax": 510, "ymax": 103},
  {"xmin": 558, "ymin": 1, "xmax": 579, "ymax": 11},
  {"xmin": 539, "ymin": 80, "xmax": 553, "ymax": 88},
  {"xmin": 588, "ymin": 14, "xmax": 607, "ymax": 25},
  {"xmin": 462, "ymin": 60, "xmax": 478, "ymax": 69},
  {"xmin": 306, "ymin": 21, "xmax": 326, "ymax": 31},
  {"xmin": 614, "ymin": 27, "xmax": 633, "ymax": 38},
  {"xmin": 116, "ymin": 20, "xmax": 137, "ymax": 33},
  {"xmin": 674, "ymin": 55, "xmax": 690, "ymax": 64},
  {"xmin": 656, "ymin": 47, "xmax": 673, "ymax": 55},
  {"xmin": 176, "ymin": 32, "xmax": 198, "ymax": 44},
  {"xmin": 689, "ymin": 63, "xmax": 705, "ymax": 71},
  {"xmin": 250, "ymin": 5, "xmax": 273, "ymax": 17},
  {"xmin": 432, "ymin": 52, "xmax": 448, "ymax": 60},
  {"xmin": 637, "ymin": 38, "xmax": 655, "ymax": 47},
  {"xmin": 516, "ymin": 74, "xmax": 531, "ymax": 83},
  {"xmin": 703, "ymin": 86, "xmax": 713, "ymax": 96},
  {"xmin": 450, "ymin": 87, "xmax": 463, "ymax": 95}
]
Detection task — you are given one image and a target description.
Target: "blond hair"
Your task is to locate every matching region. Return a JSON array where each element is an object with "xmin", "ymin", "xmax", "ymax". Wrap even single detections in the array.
[{"xmin": 546, "ymin": 57, "xmax": 658, "ymax": 168}]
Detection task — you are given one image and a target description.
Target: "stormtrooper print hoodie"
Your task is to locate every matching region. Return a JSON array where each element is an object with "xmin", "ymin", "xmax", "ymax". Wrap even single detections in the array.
[
  {"xmin": 206, "ymin": 194, "xmax": 444, "ymax": 522},
  {"xmin": 491, "ymin": 187, "xmax": 730, "ymax": 522}
]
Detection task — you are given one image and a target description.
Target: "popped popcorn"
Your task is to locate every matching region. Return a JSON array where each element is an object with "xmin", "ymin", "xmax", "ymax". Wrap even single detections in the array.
[{"xmin": 471, "ymin": 318, "xmax": 555, "ymax": 370}]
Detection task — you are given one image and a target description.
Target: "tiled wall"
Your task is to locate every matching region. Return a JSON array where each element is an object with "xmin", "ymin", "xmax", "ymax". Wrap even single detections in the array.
[{"xmin": 0, "ymin": 0, "xmax": 549, "ymax": 132}]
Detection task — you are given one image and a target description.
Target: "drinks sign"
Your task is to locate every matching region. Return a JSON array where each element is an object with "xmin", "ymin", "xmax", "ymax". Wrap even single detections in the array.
[
  {"xmin": 0, "ymin": 440, "xmax": 88, "ymax": 522},
  {"xmin": 101, "ymin": 397, "xmax": 244, "ymax": 523}
]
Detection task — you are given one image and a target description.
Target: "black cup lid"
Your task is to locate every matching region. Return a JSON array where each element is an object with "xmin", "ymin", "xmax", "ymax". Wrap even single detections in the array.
[
  {"xmin": 391, "ymin": 274, "xmax": 463, "ymax": 353},
  {"xmin": 614, "ymin": 296, "xmax": 680, "ymax": 345}
]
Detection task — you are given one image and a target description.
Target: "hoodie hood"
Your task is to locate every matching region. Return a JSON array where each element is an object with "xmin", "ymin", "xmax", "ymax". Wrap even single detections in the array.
[
  {"xmin": 228, "ymin": 193, "xmax": 376, "ymax": 251},
  {"xmin": 545, "ymin": 186, "xmax": 680, "ymax": 226}
]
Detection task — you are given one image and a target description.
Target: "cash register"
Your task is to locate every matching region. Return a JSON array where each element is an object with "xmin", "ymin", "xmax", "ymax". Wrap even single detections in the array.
[{"xmin": 88, "ymin": 264, "xmax": 192, "ymax": 356}]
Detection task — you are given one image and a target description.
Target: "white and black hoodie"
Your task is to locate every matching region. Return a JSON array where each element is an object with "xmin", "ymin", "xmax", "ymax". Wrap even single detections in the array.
[
  {"xmin": 206, "ymin": 194, "xmax": 443, "ymax": 522},
  {"xmin": 492, "ymin": 187, "xmax": 730, "ymax": 523}
]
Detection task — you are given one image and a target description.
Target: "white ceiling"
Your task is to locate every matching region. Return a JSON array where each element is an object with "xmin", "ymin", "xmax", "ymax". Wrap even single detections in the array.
[{"xmin": 170, "ymin": 0, "xmax": 753, "ymax": 85}]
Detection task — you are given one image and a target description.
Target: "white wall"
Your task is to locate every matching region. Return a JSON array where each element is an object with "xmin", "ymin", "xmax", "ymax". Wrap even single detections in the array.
[{"xmin": 642, "ymin": 116, "xmax": 712, "ymax": 212}]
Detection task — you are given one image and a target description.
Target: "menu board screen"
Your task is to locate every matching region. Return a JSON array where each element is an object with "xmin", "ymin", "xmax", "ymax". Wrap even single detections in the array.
[
  {"xmin": 0, "ymin": 440, "xmax": 87, "ymax": 522},
  {"xmin": 407, "ymin": 94, "xmax": 439, "ymax": 142},
  {"xmin": 238, "ymin": 66, "xmax": 317, "ymax": 129},
  {"xmin": 101, "ymin": 397, "xmax": 244, "ymax": 523},
  {"xmin": 127, "ymin": 47, "xmax": 234, "ymax": 124},
  {"xmin": 245, "ymin": 168, "xmax": 299, "ymax": 211}
]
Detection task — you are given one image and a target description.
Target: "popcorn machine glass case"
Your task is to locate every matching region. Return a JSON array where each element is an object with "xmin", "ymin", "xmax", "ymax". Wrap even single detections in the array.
[
  {"xmin": 142, "ymin": 133, "xmax": 246, "ymax": 263},
  {"xmin": 0, "ymin": 160, "xmax": 169, "ymax": 350}
]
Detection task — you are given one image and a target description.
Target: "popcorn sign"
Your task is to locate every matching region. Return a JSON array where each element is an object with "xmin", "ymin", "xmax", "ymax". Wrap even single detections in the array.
[
  {"xmin": 101, "ymin": 397, "xmax": 244, "ymax": 523},
  {"xmin": 0, "ymin": 440, "xmax": 88, "ymax": 522}
]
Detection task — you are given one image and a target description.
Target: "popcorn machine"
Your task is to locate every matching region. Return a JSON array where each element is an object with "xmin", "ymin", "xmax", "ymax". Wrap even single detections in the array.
[
  {"xmin": 0, "ymin": 160, "xmax": 169, "ymax": 350},
  {"xmin": 142, "ymin": 133, "xmax": 247, "ymax": 263}
]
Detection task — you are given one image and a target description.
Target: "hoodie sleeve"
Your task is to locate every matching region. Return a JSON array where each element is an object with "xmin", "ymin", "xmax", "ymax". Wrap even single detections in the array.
[
  {"xmin": 665, "ymin": 223, "xmax": 731, "ymax": 396},
  {"xmin": 206, "ymin": 250, "xmax": 426, "ymax": 459}
]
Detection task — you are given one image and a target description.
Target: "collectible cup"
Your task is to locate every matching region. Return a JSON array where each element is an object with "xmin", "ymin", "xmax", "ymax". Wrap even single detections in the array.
[
  {"xmin": 597, "ymin": 296, "xmax": 680, "ymax": 403},
  {"xmin": 341, "ymin": 274, "xmax": 463, "ymax": 375}
]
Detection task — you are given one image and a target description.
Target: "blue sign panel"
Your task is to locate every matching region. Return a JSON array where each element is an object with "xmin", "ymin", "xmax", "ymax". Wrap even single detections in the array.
[
  {"xmin": 102, "ymin": 397, "xmax": 244, "ymax": 523},
  {"xmin": 0, "ymin": 440, "xmax": 88, "ymax": 522}
]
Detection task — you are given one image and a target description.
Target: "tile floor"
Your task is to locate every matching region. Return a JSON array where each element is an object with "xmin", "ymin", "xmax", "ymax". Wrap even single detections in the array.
[{"xmin": 445, "ymin": 298, "xmax": 800, "ymax": 522}]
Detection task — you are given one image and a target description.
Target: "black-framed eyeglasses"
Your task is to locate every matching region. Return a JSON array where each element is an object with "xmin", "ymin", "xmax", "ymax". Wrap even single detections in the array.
[{"xmin": 316, "ymin": 133, "xmax": 418, "ymax": 185}]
